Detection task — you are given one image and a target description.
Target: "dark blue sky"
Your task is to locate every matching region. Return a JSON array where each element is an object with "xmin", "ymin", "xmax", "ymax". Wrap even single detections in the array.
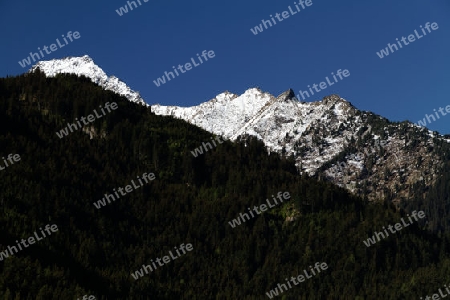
[{"xmin": 1, "ymin": 0, "xmax": 449, "ymax": 133}]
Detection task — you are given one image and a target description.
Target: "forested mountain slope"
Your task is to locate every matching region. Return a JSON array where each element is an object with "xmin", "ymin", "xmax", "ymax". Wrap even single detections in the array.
[{"xmin": 0, "ymin": 72, "xmax": 449, "ymax": 299}]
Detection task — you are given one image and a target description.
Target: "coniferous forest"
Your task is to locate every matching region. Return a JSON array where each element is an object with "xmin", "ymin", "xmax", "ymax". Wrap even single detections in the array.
[{"xmin": 1, "ymin": 71, "xmax": 450, "ymax": 299}]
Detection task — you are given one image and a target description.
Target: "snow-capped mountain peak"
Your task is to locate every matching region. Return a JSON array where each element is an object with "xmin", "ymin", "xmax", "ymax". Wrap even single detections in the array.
[
  {"xmin": 29, "ymin": 55, "xmax": 146, "ymax": 106},
  {"xmin": 151, "ymin": 88, "xmax": 447, "ymax": 204}
]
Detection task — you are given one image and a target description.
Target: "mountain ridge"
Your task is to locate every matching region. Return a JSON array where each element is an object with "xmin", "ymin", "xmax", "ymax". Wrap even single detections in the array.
[
  {"xmin": 151, "ymin": 90, "xmax": 449, "ymax": 204},
  {"xmin": 28, "ymin": 55, "xmax": 450, "ymax": 204}
]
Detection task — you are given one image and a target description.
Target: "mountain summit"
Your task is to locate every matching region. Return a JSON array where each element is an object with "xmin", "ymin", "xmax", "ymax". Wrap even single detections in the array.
[{"xmin": 29, "ymin": 55, "xmax": 146, "ymax": 106}]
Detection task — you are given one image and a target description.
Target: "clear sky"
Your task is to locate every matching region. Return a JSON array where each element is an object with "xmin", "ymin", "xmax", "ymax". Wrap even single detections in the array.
[{"xmin": 1, "ymin": 0, "xmax": 449, "ymax": 133}]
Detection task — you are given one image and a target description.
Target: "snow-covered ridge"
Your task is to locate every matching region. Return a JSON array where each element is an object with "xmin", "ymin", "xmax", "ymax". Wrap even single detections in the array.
[
  {"xmin": 151, "ymin": 88, "xmax": 448, "ymax": 204},
  {"xmin": 25, "ymin": 55, "xmax": 447, "ymax": 204},
  {"xmin": 151, "ymin": 89, "xmax": 360, "ymax": 173},
  {"xmin": 29, "ymin": 55, "xmax": 146, "ymax": 106}
]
